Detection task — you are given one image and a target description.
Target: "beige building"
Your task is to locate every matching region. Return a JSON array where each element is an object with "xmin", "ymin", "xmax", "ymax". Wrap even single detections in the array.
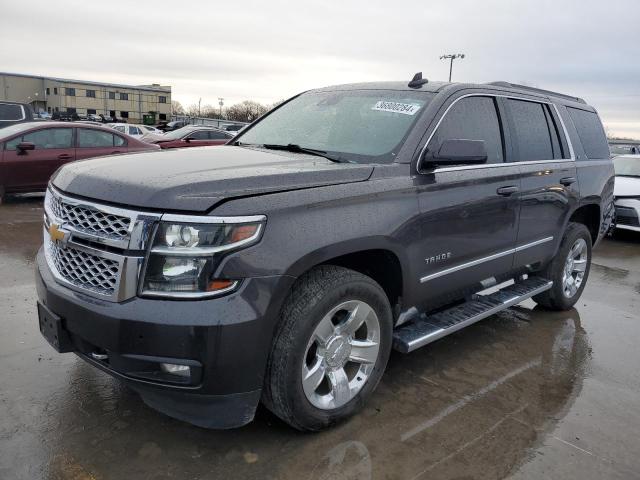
[{"xmin": 0, "ymin": 72, "xmax": 171, "ymax": 124}]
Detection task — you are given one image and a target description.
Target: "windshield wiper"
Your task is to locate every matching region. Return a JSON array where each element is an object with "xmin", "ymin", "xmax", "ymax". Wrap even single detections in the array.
[{"xmin": 260, "ymin": 144, "xmax": 347, "ymax": 163}]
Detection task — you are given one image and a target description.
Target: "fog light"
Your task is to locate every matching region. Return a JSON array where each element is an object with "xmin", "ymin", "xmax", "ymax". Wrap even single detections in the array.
[{"xmin": 160, "ymin": 363, "xmax": 191, "ymax": 378}]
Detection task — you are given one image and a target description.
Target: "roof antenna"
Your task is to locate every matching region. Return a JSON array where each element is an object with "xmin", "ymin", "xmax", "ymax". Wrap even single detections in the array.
[{"xmin": 408, "ymin": 72, "xmax": 428, "ymax": 89}]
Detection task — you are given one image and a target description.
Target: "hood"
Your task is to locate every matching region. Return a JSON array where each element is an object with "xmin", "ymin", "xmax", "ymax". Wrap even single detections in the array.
[
  {"xmin": 52, "ymin": 145, "xmax": 374, "ymax": 212},
  {"xmin": 614, "ymin": 176, "xmax": 640, "ymax": 197}
]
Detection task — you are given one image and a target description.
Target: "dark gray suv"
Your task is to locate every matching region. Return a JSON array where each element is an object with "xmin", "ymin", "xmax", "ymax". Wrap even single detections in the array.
[{"xmin": 36, "ymin": 75, "xmax": 614, "ymax": 430}]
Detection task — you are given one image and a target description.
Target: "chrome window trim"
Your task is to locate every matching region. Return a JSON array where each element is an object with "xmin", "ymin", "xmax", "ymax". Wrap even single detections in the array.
[
  {"xmin": 417, "ymin": 93, "xmax": 576, "ymax": 173},
  {"xmin": 420, "ymin": 236, "xmax": 553, "ymax": 283}
]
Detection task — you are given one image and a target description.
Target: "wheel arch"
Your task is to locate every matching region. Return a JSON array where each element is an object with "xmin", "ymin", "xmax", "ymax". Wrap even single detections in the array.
[{"xmin": 568, "ymin": 203, "xmax": 601, "ymax": 245}]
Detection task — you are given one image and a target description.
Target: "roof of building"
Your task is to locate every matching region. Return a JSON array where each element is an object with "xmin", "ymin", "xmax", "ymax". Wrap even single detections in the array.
[{"xmin": 0, "ymin": 71, "xmax": 171, "ymax": 93}]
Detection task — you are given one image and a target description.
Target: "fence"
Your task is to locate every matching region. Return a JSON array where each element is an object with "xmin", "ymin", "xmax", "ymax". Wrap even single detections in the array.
[{"xmin": 170, "ymin": 115, "xmax": 248, "ymax": 129}]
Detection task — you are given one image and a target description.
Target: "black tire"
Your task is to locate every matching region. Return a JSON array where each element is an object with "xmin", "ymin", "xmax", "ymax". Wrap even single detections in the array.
[
  {"xmin": 533, "ymin": 222, "xmax": 592, "ymax": 310},
  {"xmin": 263, "ymin": 265, "xmax": 393, "ymax": 431}
]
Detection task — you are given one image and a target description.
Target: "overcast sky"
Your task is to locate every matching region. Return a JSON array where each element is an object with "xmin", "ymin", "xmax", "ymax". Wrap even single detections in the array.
[{"xmin": 2, "ymin": 0, "xmax": 639, "ymax": 137}]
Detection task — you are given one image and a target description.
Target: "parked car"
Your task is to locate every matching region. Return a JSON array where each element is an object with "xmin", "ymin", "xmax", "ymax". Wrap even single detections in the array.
[
  {"xmin": 35, "ymin": 76, "xmax": 613, "ymax": 431},
  {"xmin": 35, "ymin": 111, "xmax": 52, "ymax": 120},
  {"xmin": 110, "ymin": 123, "xmax": 162, "ymax": 139},
  {"xmin": 0, "ymin": 101, "xmax": 35, "ymax": 129},
  {"xmin": 223, "ymin": 124, "xmax": 247, "ymax": 133},
  {"xmin": 0, "ymin": 121, "xmax": 159, "ymax": 203},
  {"xmin": 51, "ymin": 111, "xmax": 80, "ymax": 122},
  {"xmin": 145, "ymin": 125, "xmax": 233, "ymax": 148},
  {"xmin": 609, "ymin": 141, "xmax": 640, "ymax": 156},
  {"xmin": 612, "ymin": 155, "xmax": 640, "ymax": 232},
  {"xmin": 157, "ymin": 120, "xmax": 188, "ymax": 132}
]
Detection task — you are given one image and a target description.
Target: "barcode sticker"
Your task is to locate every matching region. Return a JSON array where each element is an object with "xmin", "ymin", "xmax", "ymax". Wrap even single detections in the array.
[{"xmin": 372, "ymin": 101, "xmax": 421, "ymax": 115}]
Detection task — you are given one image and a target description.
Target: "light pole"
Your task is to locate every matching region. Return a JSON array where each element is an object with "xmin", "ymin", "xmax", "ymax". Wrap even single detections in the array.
[
  {"xmin": 218, "ymin": 97, "xmax": 224, "ymax": 124},
  {"xmin": 440, "ymin": 53, "xmax": 466, "ymax": 82}
]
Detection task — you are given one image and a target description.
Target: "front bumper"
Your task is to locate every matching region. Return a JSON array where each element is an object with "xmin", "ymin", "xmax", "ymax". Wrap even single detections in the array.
[
  {"xmin": 614, "ymin": 198, "xmax": 640, "ymax": 233},
  {"xmin": 36, "ymin": 247, "xmax": 295, "ymax": 428}
]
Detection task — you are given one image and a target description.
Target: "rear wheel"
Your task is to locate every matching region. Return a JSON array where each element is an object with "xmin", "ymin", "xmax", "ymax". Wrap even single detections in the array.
[
  {"xmin": 533, "ymin": 222, "xmax": 592, "ymax": 310},
  {"xmin": 263, "ymin": 266, "xmax": 392, "ymax": 431}
]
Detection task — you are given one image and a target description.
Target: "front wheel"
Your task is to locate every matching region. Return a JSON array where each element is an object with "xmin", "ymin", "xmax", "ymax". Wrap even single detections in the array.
[
  {"xmin": 533, "ymin": 222, "xmax": 592, "ymax": 310},
  {"xmin": 263, "ymin": 266, "xmax": 393, "ymax": 431}
]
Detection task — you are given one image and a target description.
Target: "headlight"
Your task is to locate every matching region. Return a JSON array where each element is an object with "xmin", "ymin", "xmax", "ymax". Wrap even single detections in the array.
[{"xmin": 141, "ymin": 215, "xmax": 265, "ymax": 298}]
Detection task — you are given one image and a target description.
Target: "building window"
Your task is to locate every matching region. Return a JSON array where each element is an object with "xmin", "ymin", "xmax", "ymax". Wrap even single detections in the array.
[
  {"xmin": 87, "ymin": 109, "xmax": 96, "ymax": 115},
  {"xmin": 46, "ymin": 88, "xmax": 50, "ymax": 95},
  {"xmin": 159, "ymin": 96, "xmax": 167, "ymax": 104},
  {"xmin": 159, "ymin": 113, "xmax": 167, "ymax": 121},
  {"xmin": 120, "ymin": 111, "xmax": 129, "ymax": 119},
  {"xmin": 53, "ymin": 87, "xmax": 58, "ymax": 95},
  {"xmin": 47, "ymin": 107, "xmax": 52, "ymax": 113},
  {"xmin": 119, "ymin": 93, "xmax": 128, "ymax": 101},
  {"xmin": 66, "ymin": 107, "xmax": 76, "ymax": 113},
  {"xmin": 86, "ymin": 89, "xmax": 96, "ymax": 98},
  {"xmin": 108, "ymin": 91, "xmax": 115, "ymax": 100},
  {"xmin": 66, "ymin": 88, "xmax": 76, "ymax": 96}
]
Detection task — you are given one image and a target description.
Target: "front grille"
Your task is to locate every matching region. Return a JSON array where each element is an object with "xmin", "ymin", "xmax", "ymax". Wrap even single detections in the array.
[
  {"xmin": 616, "ymin": 206, "xmax": 640, "ymax": 227},
  {"xmin": 45, "ymin": 240, "xmax": 120, "ymax": 296},
  {"xmin": 48, "ymin": 193, "xmax": 131, "ymax": 239}
]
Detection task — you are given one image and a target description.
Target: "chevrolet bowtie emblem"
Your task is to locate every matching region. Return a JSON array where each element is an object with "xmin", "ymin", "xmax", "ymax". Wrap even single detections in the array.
[{"xmin": 48, "ymin": 223, "xmax": 68, "ymax": 244}]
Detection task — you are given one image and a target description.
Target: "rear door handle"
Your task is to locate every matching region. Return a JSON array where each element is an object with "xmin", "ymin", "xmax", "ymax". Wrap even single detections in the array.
[
  {"xmin": 497, "ymin": 186, "xmax": 519, "ymax": 196},
  {"xmin": 57, "ymin": 154, "xmax": 72, "ymax": 160},
  {"xmin": 560, "ymin": 176, "xmax": 577, "ymax": 186}
]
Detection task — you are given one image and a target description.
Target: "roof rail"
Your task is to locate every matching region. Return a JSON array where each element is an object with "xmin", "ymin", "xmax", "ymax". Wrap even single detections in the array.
[{"xmin": 486, "ymin": 81, "xmax": 586, "ymax": 104}]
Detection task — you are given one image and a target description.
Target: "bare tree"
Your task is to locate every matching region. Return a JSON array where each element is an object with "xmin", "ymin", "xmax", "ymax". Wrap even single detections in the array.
[
  {"xmin": 171, "ymin": 100, "xmax": 185, "ymax": 115},
  {"xmin": 225, "ymin": 100, "xmax": 269, "ymax": 123}
]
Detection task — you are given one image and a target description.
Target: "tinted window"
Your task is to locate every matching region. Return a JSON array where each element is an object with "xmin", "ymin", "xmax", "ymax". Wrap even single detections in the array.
[
  {"xmin": 428, "ymin": 96, "xmax": 504, "ymax": 164},
  {"xmin": 0, "ymin": 104, "xmax": 24, "ymax": 122},
  {"xmin": 129, "ymin": 126, "xmax": 141, "ymax": 135},
  {"xmin": 508, "ymin": 100, "xmax": 554, "ymax": 161},
  {"xmin": 6, "ymin": 128, "xmax": 73, "ymax": 150},
  {"xmin": 188, "ymin": 130, "xmax": 210, "ymax": 140},
  {"xmin": 567, "ymin": 107, "xmax": 609, "ymax": 159},
  {"xmin": 78, "ymin": 129, "xmax": 116, "ymax": 148},
  {"xmin": 209, "ymin": 130, "xmax": 231, "ymax": 140},
  {"xmin": 542, "ymin": 105, "xmax": 565, "ymax": 159}
]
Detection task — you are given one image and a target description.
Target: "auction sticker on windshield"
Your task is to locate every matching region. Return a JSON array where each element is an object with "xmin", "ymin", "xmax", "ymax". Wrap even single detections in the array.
[{"xmin": 372, "ymin": 101, "xmax": 421, "ymax": 115}]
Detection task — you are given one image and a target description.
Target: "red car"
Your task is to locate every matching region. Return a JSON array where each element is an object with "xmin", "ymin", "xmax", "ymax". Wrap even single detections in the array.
[
  {"xmin": 0, "ymin": 122, "xmax": 158, "ymax": 203},
  {"xmin": 148, "ymin": 125, "xmax": 234, "ymax": 149}
]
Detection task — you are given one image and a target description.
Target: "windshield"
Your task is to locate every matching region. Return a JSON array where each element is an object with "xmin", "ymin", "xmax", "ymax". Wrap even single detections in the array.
[
  {"xmin": 237, "ymin": 89, "xmax": 434, "ymax": 163},
  {"xmin": 614, "ymin": 156, "xmax": 640, "ymax": 177}
]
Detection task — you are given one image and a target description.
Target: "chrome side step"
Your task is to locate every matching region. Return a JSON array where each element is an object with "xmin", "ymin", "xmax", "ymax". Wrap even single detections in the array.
[{"xmin": 392, "ymin": 277, "xmax": 553, "ymax": 353}]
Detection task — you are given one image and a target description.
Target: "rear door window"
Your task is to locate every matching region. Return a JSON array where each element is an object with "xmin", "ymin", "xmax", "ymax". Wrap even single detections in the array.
[
  {"xmin": 508, "ymin": 99, "xmax": 556, "ymax": 161},
  {"xmin": 78, "ymin": 129, "xmax": 116, "ymax": 148},
  {"xmin": 428, "ymin": 96, "xmax": 504, "ymax": 164},
  {"xmin": 209, "ymin": 130, "xmax": 232, "ymax": 140},
  {"xmin": 567, "ymin": 107, "xmax": 609, "ymax": 159},
  {"xmin": 6, "ymin": 128, "xmax": 73, "ymax": 150},
  {"xmin": 188, "ymin": 130, "xmax": 210, "ymax": 140}
]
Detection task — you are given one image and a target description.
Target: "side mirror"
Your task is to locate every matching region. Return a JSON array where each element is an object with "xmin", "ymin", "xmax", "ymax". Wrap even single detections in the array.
[
  {"xmin": 17, "ymin": 142, "xmax": 36, "ymax": 153},
  {"xmin": 422, "ymin": 139, "xmax": 488, "ymax": 167}
]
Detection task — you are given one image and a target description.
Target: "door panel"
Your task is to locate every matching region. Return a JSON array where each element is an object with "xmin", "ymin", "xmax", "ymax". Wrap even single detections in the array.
[
  {"xmin": 415, "ymin": 165, "xmax": 521, "ymax": 303},
  {"xmin": 514, "ymin": 161, "xmax": 578, "ymax": 267},
  {"xmin": 2, "ymin": 127, "xmax": 74, "ymax": 191},
  {"xmin": 76, "ymin": 128, "xmax": 127, "ymax": 160}
]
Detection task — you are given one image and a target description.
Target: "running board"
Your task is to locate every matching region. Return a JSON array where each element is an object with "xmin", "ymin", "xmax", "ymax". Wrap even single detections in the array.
[{"xmin": 393, "ymin": 277, "xmax": 553, "ymax": 353}]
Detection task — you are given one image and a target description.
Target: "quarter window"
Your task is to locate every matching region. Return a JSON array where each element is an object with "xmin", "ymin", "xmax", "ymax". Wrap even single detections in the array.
[
  {"xmin": 6, "ymin": 128, "xmax": 73, "ymax": 150},
  {"xmin": 507, "ymin": 99, "xmax": 563, "ymax": 161},
  {"xmin": 428, "ymin": 96, "xmax": 504, "ymax": 164},
  {"xmin": 567, "ymin": 107, "xmax": 609, "ymax": 159},
  {"xmin": 78, "ymin": 128, "xmax": 117, "ymax": 148}
]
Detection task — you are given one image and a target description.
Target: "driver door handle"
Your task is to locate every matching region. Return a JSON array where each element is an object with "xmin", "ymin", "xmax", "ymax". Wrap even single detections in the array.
[{"xmin": 497, "ymin": 185, "xmax": 519, "ymax": 196}]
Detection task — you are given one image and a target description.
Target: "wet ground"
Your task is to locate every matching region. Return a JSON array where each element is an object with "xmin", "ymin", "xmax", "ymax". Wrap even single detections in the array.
[{"xmin": 1, "ymin": 194, "xmax": 639, "ymax": 480}]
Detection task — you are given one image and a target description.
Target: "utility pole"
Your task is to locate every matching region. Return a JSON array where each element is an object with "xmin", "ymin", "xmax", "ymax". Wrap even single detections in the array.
[
  {"xmin": 218, "ymin": 97, "xmax": 224, "ymax": 120},
  {"xmin": 439, "ymin": 53, "xmax": 466, "ymax": 82},
  {"xmin": 198, "ymin": 97, "xmax": 202, "ymax": 117}
]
